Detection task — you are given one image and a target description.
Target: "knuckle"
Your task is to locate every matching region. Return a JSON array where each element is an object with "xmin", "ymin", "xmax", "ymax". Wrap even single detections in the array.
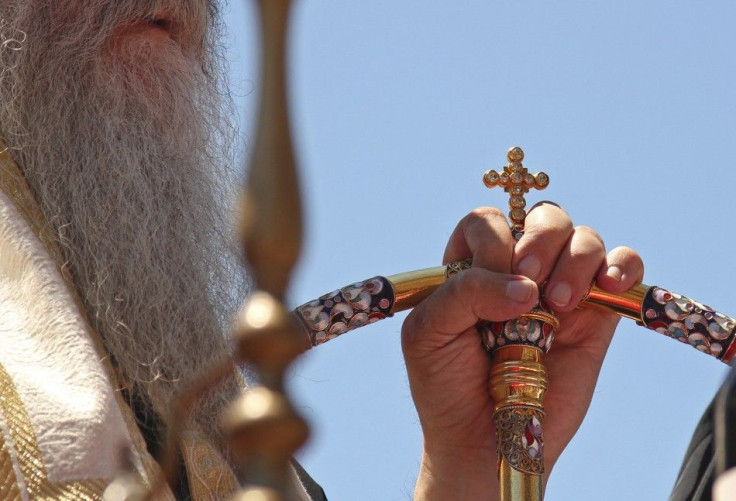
[
  {"xmin": 402, "ymin": 300, "xmax": 436, "ymax": 343},
  {"xmin": 460, "ymin": 209, "xmax": 514, "ymax": 263},
  {"xmin": 452, "ymin": 268, "xmax": 485, "ymax": 299},
  {"xmin": 522, "ymin": 222, "xmax": 571, "ymax": 245},
  {"xmin": 463, "ymin": 207, "xmax": 507, "ymax": 227},
  {"xmin": 611, "ymin": 245, "xmax": 638, "ymax": 258},
  {"xmin": 574, "ymin": 225, "xmax": 603, "ymax": 242},
  {"xmin": 529, "ymin": 200, "xmax": 567, "ymax": 215},
  {"xmin": 524, "ymin": 212, "xmax": 572, "ymax": 237},
  {"xmin": 609, "ymin": 245, "xmax": 645, "ymax": 267},
  {"xmin": 573, "ymin": 226, "xmax": 606, "ymax": 254},
  {"xmin": 401, "ymin": 311, "xmax": 422, "ymax": 346}
]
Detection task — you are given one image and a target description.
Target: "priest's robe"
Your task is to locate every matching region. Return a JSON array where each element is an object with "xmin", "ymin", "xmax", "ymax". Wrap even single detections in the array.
[{"xmin": 0, "ymin": 149, "xmax": 323, "ymax": 500}]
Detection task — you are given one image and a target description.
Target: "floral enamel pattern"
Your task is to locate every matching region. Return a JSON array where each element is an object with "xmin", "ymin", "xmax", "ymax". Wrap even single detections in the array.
[
  {"xmin": 494, "ymin": 407, "xmax": 545, "ymax": 475},
  {"xmin": 642, "ymin": 286, "xmax": 736, "ymax": 362},
  {"xmin": 478, "ymin": 311, "xmax": 556, "ymax": 354},
  {"xmin": 295, "ymin": 277, "xmax": 395, "ymax": 347}
]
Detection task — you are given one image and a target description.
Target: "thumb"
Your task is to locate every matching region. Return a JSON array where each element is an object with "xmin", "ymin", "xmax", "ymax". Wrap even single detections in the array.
[{"xmin": 402, "ymin": 268, "xmax": 538, "ymax": 350}]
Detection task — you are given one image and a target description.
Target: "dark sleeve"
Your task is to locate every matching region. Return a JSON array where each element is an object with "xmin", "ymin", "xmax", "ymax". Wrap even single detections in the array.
[
  {"xmin": 669, "ymin": 399, "xmax": 716, "ymax": 501},
  {"xmin": 291, "ymin": 459, "xmax": 328, "ymax": 501}
]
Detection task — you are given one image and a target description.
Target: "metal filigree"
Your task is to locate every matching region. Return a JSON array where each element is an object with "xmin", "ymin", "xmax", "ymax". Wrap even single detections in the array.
[
  {"xmin": 445, "ymin": 259, "xmax": 471, "ymax": 278},
  {"xmin": 494, "ymin": 407, "xmax": 545, "ymax": 475}
]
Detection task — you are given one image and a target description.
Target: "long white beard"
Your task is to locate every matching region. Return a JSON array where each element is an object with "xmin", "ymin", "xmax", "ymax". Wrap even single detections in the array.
[{"xmin": 0, "ymin": 0, "xmax": 247, "ymax": 442}]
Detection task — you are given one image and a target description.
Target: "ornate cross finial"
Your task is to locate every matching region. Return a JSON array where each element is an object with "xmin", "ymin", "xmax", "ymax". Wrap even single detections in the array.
[{"xmin": 483, "ymin": 146, "xmax": 549, "ymax": 239}]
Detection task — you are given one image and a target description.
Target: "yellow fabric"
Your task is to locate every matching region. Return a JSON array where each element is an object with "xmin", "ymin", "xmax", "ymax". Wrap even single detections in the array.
[
  {"xmin": 0, "ymin": 429, "xmax": 22, "ymax": 501},
  {"xmin": 181, "ymin": 428, "xmax": 239, "ymax": 500},
  {"xmin": 0, "ymin": 363, "xmax": 107, "ymax": 500}
]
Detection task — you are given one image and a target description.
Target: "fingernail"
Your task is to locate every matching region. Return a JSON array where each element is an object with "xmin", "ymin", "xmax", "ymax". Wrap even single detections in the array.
[
  {"xmin": 547, "ymin": 282, "xmax": 572, "ymax": 307},
  {"xmin": 606, "ymin": 265, "xmax": 623, "ymax": 282},
  {"xmin": 507, "ymin": 279, "xmax": 535, "ymax": 303},
  {"xmin": 516, "ymin": 255, "xmax": 542, "ymax": 281}
]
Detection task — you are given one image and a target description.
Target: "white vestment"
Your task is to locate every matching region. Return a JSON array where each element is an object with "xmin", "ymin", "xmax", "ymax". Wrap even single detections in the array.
[{"xmin": 0, "ymin": 149, "xmax": 277, "ymax": 500}]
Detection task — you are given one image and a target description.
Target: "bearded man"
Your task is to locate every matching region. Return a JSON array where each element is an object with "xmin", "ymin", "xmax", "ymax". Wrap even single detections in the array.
[
  {"xmin": 0, "ymin": 1, "xmax": 266, "ymax": 499},
  {"xmin": 0, "ymin": 1, "xmax": 647, "ymax": 500}
]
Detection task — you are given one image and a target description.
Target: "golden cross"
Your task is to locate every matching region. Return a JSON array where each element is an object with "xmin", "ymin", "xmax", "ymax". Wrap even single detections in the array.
[{"xmin": 483, "ymin": 146, "xmax": 549, "ymax": 238}]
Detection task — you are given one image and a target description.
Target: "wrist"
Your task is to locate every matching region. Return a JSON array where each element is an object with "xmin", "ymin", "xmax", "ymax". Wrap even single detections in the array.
[
  {"xmin": 414, "ymin": 446, "xmax": 499, "ymax": 501},
  {"xmin": 415, "ymin": 444, "xmax": 555, "ymax": 501}
]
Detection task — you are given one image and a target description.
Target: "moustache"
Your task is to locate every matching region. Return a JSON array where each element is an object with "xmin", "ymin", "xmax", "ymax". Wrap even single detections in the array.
[{"xmin": 31, "ymin": 0, "xmax": 217, "ymax": 54}]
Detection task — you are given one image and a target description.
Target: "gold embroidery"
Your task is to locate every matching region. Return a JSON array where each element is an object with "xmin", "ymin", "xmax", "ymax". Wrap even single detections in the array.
[
  {"xmin": 0, "ymin": 145, "xmax": 177, "ymax": 499},
  {"xmin": 0, "ymin": 363, "xmax": 108, "ymax": 499},
  {"xmin": 0, "ymin": 144, "xmax": 230, "ymax": 499},
  {"xmin": 181, "ymin": 428, "xmax": 238, "ymax": 501},
  {"xmin": 34, "ymin": 480, "xmax": 108, "ymax": 501},
  {"xmin": 0, "ymin": 430, "xmax": 22, "ymax": 501}
]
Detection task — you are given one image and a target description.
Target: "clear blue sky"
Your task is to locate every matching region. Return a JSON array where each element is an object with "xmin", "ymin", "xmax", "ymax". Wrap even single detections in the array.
[{"xmin": 225, "ymin": 2, "xmax": 735, "ymax": 499}]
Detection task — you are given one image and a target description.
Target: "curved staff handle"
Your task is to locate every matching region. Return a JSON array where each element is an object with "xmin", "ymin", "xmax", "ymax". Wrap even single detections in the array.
[
  {"xmin": 293, "ymin": 262, "xmax": 736, "ymax": 364},
  {"xmin": 293, "ymin": 146, "xmax": 736, "ymax": 501}
]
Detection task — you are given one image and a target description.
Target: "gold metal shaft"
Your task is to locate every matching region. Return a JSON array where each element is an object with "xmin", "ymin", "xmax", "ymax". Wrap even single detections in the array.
[
  {"xmin": 490, "ymin": 339, "xmax": 548, "ymax": 500},
  {"xmin": 498, "ymin": 462, "xmax": 543, "ymax": 501},
  {"xmin": 387, "ymin": 264, "xmax": 647, "ymax": 317},
  {"xmin": 299, "ymin": 261, "xmax": 736, "ymax": 366},
  {"xmin": 389, "ymin": 265, "xmax": 453, "ymax": 310},
  {"xmin": 584, "ymin": 282, "xmax": 648, "ymax": 321}
]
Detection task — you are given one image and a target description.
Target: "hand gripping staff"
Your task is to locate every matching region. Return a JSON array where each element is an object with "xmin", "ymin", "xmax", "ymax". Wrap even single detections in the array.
[{"xmin": 294, "ymin": 147, "xmax": 736, "ymax": 501}]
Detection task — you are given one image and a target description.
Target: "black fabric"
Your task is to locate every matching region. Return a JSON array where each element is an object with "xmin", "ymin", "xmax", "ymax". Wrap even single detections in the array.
[
  {"xmin": 670, "ymin": 400, "xmax": 716, "ymax": 501},
  {"xmin": 128, "ymin": 394, "xmax": 193, "ymax": 500},
  {"xmin": 715, "ymin": 366, "xmax": 736, "ymax": 473},
  {"xmin": 124, "ymin": 388, "xmax": 327, "ymax": 499}
]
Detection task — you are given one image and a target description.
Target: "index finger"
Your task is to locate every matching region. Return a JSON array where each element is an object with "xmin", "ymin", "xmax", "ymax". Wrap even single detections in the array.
[
  {"xmin": 512, "ymin": 202, "xmax": 575, "ymax": 282},
  {"xmin": 443, "ymin": 207, "xmax": 515, "ymax": 273}
]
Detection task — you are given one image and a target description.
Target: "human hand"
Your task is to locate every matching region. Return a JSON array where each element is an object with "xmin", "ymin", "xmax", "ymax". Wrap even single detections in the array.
[{"xmin": 402, "ymin": 205, "xmax": 643, "ymax": 500}]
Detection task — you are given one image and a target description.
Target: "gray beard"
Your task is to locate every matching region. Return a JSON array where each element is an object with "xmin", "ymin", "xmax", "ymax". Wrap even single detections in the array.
[{"xmin": 0, "ymin": 0, "xmax": 247, "ymax": 442}]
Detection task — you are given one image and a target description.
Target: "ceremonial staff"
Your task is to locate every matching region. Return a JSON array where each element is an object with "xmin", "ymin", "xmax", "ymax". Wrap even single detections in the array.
[
  {"xmin": 481, "ymin": 148, "xmax": 552, "ymax": 500},
  {"xmin": 293, "ymin": 148, "xmax": 736, "ymax": 500},
  {"xmin": 294, "ymin": 240, "xmax": 736, "ymax": 365},
  {"xmin": 294, "ymin": 145, "xmax": 736, "ymax": 366},
  {"xmin": 299, "ymin": 147, "xmax": 556, "ymax": 501}
]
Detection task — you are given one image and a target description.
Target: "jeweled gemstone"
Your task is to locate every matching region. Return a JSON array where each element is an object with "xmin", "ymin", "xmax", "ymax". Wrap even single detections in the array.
[{"xmin": 511, "ymin": 208, "xmax": 526, "ymax": 221}]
